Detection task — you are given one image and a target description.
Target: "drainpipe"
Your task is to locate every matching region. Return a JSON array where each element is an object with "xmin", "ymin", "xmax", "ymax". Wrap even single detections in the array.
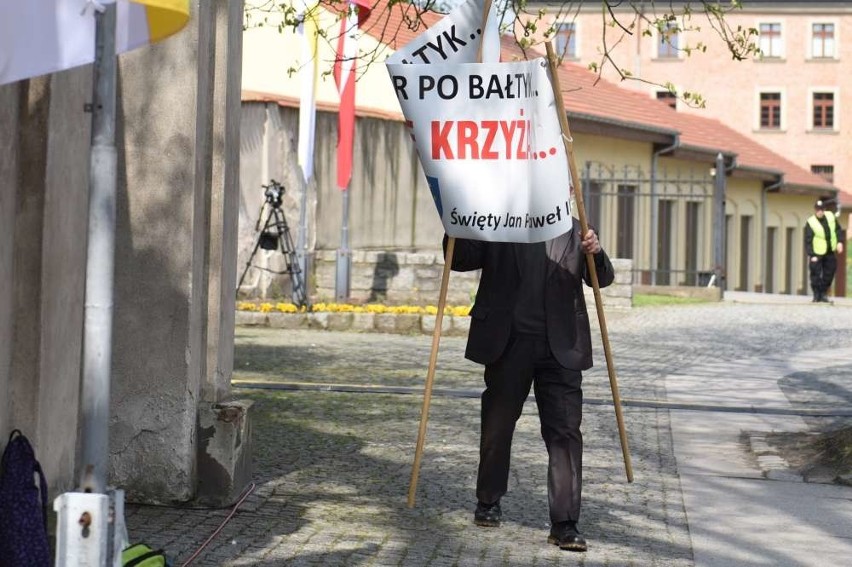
[
  {"xmin": 650, "ymin": 135, "xmax": 679, "ymax": 285},
  {"xmin": 761, "ymin": 175, "xmax": 783, "ymax": 294}
]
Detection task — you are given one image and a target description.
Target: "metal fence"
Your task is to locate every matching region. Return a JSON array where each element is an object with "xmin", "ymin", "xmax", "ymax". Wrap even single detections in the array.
[{"xmin": 581, "ymin": 160, "xmax": 718, "ymax": 287}]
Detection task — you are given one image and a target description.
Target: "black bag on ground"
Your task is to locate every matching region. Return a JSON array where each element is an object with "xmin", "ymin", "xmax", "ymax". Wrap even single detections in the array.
[{"xmin": 0, "ymin": 429, "xmax": 51, "ymax": 567}]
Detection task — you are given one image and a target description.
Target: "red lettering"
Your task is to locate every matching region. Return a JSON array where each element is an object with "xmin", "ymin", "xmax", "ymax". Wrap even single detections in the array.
[
  {"xmin": 430, "ymin": 115, "xmax": 534, "ymax": 161},
  {"xmin": 457, "ymin": 121, "xmax": 479, "ymax": 159},
  {"xmin": 481, "ymin": 121, "xmax": 498, "ymax": 159},
  {"xmin": 499, "ymin": 121, "xmax": 517, "ymax": 159},
  {"xmin": 516, "ymin": 120, "xmax": 527, "ymax": 159},
  {"xmin": 431, "ymin": 121, "xmax": 454, "ymax": 159}
]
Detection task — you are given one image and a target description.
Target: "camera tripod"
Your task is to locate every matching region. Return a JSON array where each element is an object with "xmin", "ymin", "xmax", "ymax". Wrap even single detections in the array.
[{"xmin": 237, "ymin": 180, "xmax": 307, "ymax": 307}]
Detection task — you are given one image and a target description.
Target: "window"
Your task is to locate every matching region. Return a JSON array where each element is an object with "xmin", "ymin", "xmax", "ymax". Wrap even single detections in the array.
[
  {"xmin": 725, "ymin": 214, "xmax": 734, "ymax": 291},
  {"xmin": 656, "ymin": 200, "xmax": 675, "ymax": 285},
  {"xmin": 812, "ymin": 92, "xmax": 835, "ymax": 129},
  {"xmin": 759, "ymin": 22, "xmax": 783, "ymax": 58},
  {"xmin": 658, "ymin": 20, "xmax": 680, "ymax": 58},
  {"xmin": 585, "ymin": 181, "xmax": 603, "ymax": 233},
  {"xmin": 554, "ymin": 22, "xmax": 577, "ymax": 59},
  {"xmin": 760, "ymin": 92, "xmax": 782, "ymax": 129},
  {"xmin": 765, "ymin": 226, "xmax": 776, "ymax": 293},
  {"xmin": 784, "ymin": 227, "xmax": 795, "ymax": 294},
  {"xmin": 811, "ymin": 165, "xmax": 834, "ymax": 184},
  {"xmin": 656, "ymin": 90, "xmax": 677, "ymax": 109},
  {"xmin": 616, "ymin": 185, "xmax": 636, "ymax": 260},
  {"xmin": 739, "ymin": 216, "xmax": 752, "ymax": 291},
  {"xmin": 684, "ymin": 202, "xmax": 701, "ymax": 286},
  {"xmin": 812, "ymin": 23, "xmax": 835, "ymax": 58}
]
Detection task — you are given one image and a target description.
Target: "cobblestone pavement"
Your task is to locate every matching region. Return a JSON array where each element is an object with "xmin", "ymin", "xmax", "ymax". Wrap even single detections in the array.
[{"xmin": 126, "ymin": 301, "xmax": 852, "ymax": 566}]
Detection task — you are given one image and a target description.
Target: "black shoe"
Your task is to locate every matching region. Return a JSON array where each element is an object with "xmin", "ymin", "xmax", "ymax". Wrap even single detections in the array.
[
  {"xmin": 473, "ymin": 501, "xmax": 501, "ymax": 527},
  {"xmin": 819, "ymin": 295, "xmax": 832, "ymax": 303},
  {"xmin": 547, "ymin": 521, "xmax": 587, "ymax": 552}
]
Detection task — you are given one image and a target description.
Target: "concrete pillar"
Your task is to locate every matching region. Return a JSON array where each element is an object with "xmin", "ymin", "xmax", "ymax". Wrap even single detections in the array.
[
  {"xmin": 108, "ymin": 4, "xmax": 205, "ymax": 503},
  {"xmin": 38, "ymin": 69, "xmax": 92, "ymax": 493},
  {"xmin": 109, "ymin": 0, "xmax": 249, "ymax": 505},
  {"xmin": 0, "ymin": 70, "xmax": 90, "ymax": 494},
  {"xmin": 205, "ymin": 0, "xmax": 244, "ymax": 403},
  {"xmin": 9, "ymin": 78, "xmax": 51, "ymax": 443},
  {"xmin": 0, "ymin": 82, "xmax": 21, "ymax": 442},
  {"xmin": 195, "ymin": 0, "xmax": 252, "ymax": 507}
]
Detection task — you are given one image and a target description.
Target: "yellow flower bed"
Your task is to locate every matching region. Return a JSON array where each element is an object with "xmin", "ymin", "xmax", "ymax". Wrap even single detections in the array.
[{"xmin": 236, "ymin": 301, "xmax": 470, "ymax": 317}]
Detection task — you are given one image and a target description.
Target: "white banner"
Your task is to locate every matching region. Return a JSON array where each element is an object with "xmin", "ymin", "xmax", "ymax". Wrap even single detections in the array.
[
  {"xmin": 386, "ymin": 0, "xmax": 572, "ymax": 242},
  {"xmin": 386, "ymin": 59, "xmax": 573, "ymax": 243}
]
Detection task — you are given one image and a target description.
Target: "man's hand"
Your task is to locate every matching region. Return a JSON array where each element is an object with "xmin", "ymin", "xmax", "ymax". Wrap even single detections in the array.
[
  {"xmin": 811, "ymin": 256, "xmax": 818, "ymax": 263},
  {"xmin": 838, "ymin": 242, "xmax": 845, "ymax": 254},
  {"xmin": 581, "ymin": 229, "xmax": 601, "ymax": 255}
]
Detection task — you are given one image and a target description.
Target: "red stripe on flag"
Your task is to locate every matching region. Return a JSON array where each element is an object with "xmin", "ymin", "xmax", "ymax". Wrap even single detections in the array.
[{"xmin": 333, "ymin": 0, "xmax": 371, "ymax": 191}]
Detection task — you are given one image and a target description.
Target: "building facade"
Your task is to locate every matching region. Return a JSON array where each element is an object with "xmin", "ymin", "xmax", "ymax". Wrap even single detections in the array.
[
  {"xmin": 524, "ymin": 0, "xmax": 852, "ymax": 207},
  {"xmin": 240, "ymin": 0, "xmax": 838, "ymax": 300}
]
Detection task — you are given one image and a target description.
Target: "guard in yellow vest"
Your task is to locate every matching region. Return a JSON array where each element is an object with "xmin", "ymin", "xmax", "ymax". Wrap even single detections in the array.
[{"xmin": 804, "ymin": 199, "xmax": 845, "ymax": 302}]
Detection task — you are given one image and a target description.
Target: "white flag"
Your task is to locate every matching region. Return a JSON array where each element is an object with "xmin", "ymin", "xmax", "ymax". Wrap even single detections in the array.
[{"xmin": 296, "ymin": 0, "xmax": 320, "ymax": 183}]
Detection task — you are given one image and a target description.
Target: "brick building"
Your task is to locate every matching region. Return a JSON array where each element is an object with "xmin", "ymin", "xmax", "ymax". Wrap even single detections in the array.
[{"xmin": 523, "ymin": 0, "xmax": 852, "ymax": 209}]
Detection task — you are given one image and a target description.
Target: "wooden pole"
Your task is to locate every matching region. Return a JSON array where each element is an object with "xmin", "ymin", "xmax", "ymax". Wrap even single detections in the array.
[
  {"xmin": 407, "ymin": 0, "xmax": 495, "ymax": 509},
  {"xmin": 407, "ymin": 238, "xmax": 455, "ymax": 508},
  {"xmin": 545, "ymin": 42, "xmax": 633, "ymax": 483}
]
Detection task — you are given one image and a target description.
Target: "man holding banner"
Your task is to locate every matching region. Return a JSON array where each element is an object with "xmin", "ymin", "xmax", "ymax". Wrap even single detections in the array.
[
  {"xmin": 387, "ymin": 0, "xmax": 620, "ymax": 553},
  {"xmin": 445, "ymin": 220, "xmax": 614, "ymax": 552}
]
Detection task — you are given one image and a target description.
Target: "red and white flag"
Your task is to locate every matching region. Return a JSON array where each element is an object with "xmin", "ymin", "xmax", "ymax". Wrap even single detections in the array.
[{"xmin": 333, "ymin": 0, "xmax": 371, "ymax": 191}]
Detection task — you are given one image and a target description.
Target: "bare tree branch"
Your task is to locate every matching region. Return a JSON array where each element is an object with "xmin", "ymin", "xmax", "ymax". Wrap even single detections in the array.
[{"xmin": 243, "ymin": 0, "xmax": 760, "ymax": 107}]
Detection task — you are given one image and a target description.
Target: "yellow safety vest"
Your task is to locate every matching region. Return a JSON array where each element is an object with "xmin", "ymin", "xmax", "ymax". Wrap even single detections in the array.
[{"xmin": 807, "ymin": 211, "xmax": 838, "ymax": 255}]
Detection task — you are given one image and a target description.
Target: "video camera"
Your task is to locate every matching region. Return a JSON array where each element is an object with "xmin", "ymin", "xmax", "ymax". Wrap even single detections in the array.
[{"xmin": 263, "ymin": 180, "xmax": 285, "ymax": 209}]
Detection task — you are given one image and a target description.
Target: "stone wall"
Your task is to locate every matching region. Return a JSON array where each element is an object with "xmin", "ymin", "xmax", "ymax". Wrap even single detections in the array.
[
  {"xmin": 311, "ymin": 253, "xmax": 633, "ymax": 308},
  {"xmin": 236, "ymin": 310, "xmax": 473, "ymax": 337},
  {"xmin": 235, "ymin": 257, "xmax": 632, "ymax": 335}
]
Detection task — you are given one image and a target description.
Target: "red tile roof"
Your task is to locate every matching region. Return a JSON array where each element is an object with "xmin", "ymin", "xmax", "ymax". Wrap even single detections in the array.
[{"xmin": 320, "ymin": 0, "xmax": 443, "ymax": 50}]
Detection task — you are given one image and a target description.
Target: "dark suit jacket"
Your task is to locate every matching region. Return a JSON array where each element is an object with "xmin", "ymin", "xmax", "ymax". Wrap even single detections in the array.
[{"xmin": 445, "ymin": 219, "xmax": 615, "ymax": 371}]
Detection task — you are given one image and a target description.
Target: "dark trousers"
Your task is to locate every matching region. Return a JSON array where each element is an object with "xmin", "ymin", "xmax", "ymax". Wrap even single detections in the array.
[
  {"xmin": 476, "ymin": 335, "xmax": 583, "ymax": 523},
  {"xmin": 809, "ymin": 254, "xmax": 837, "ymax": 296}
]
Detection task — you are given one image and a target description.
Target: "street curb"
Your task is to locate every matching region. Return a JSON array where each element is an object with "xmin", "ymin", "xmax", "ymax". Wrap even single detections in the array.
[{"xmin": 235, "ymin": 310, "xmax": 472, "ymax": 336}]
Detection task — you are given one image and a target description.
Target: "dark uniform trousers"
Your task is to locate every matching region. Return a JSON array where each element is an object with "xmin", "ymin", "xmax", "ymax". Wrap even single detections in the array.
[
  {"xmin": 809, "ymin": 253, "xmax": 837, "ymax": 297},
  {"xmin": 477, "ymin": 334, "xmax": 583, "ymax": 523}
]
